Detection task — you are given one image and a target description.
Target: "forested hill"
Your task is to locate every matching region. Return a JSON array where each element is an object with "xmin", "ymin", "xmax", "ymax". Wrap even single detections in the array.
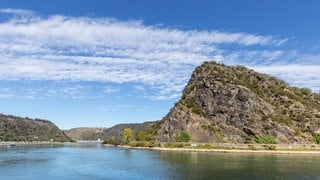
[
  {"xmin": 64, "ymin": 122, "xmax": 156, "ymax": 141},
  {"xmin": 0, "ymin": 114, "xmax": 71, "ymax": 142}
]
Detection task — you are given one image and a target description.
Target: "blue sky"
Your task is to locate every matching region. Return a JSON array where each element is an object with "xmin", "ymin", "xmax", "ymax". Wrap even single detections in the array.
[{"xmin": 0, "ymin": 1, "xmax": 320, "ymax": 129}]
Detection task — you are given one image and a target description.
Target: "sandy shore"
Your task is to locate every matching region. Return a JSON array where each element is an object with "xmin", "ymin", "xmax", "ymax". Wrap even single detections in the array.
[
  {"xmin": 148, "ymin": 147, "xmax": 320, "ymax": 154},
  {"xmin": 110, "ymin": 144, "xmax": 320, "ymax": 154}
]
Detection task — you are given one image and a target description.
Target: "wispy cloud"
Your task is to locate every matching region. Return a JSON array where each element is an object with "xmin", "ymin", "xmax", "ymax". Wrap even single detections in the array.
[
  {"xmin": 103, "ymin": 86, "xmax": 120, "ymax": 94},
  {"xmin": 0, "ymin": 9, "xmax": 318, "ymax": 100},
  {"xmin": 0, "ymin": 8, "xmax": 34, "ymax": 16},
  {"xmin": 0, "ymin": 88, "xmax": 14, "ymax": 99}
]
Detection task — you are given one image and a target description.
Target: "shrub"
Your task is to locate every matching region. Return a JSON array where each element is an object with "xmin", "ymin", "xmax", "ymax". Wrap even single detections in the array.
[
  {"xmin": 129, "ymin": 141, "xmax": 150, "ymax": 147},
  {"xmin": 197, "ymin": 144, "xmax": 215, "ymax": 149},
  {"xmin": 300, "ymin": 88, "xmax": 312, "ymax": 96},
  {"xmin": 163, "ymin": 142, "xmax": 190, "ymax": 148},
  {"xmin": 248, "ymin": 145, "xmax": 257, "ymax": 150},
  {"xmin": 314, "ymin": 134, "xmax": 320, "ymax": 144},
  {"xmin": 103, "ymin": 138, "xmax": 121, "ymax": 146},
  {"xmin": 175, "ymin": 131, "xmax": 190, "ymax": 142},
  {"xmin": 262, "ymin": 145, "xmax": 277, "ymax": 150},
  {"xmin": 255, "ymin": 136, "xmax": 276, "ymax": 144}
]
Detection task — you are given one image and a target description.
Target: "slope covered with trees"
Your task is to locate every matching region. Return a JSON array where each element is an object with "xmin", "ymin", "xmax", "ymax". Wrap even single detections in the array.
[{"xmin": 0, "ymin": 114, "xmax": 71, "ymax": 142}]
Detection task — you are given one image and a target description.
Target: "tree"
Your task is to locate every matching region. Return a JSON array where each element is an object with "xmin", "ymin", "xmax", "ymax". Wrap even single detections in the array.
[
  {"xmin": 122, "ymin": 128, "xmax": 133, "ymax": 144},
  {"xmin": 175, "ymin": 131, "xmax": 190, "ymax": 142},
  {"xmin": 135, "ymin": 131, "xmax": 145, "ymax": 141}
]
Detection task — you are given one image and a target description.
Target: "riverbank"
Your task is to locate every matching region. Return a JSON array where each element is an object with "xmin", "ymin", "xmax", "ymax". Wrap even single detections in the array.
[
  {"xmin": 0, "ymin": 141, "xmax": 67, "ymax": 147},
  {"xmin": 106, "ymin": 143, "xmax": 320, "ymax": 154}
]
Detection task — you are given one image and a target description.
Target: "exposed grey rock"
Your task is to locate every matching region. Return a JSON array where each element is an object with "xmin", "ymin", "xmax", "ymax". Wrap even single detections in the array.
[{"xmin": 156, "ymin": 62, "xmax": 320, "ymax": 144}]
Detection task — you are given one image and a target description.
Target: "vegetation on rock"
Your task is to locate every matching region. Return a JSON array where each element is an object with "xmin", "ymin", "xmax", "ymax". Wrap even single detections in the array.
[
  {"xmin": 156, "ymin": 61, "xmax": 320, "ymax": 144},
  {"xmin": 175, "ymin": 131, "xmax": 190, "ymax": 142}
]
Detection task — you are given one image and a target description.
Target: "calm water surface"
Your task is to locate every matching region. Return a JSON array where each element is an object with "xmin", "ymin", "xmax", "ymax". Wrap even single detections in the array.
[{"xmin": 0, "ymin": 143, "xmax": 320, "ymax": 179}]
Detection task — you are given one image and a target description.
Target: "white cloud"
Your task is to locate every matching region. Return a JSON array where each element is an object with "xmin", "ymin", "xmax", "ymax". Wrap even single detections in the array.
[
  {"xmin": 0, "ymin": 88, "xmax": 14, "ymax": 99},
  {"xmin": 0, "ymin": 8, "xmax": 34, "ymax": 16},
  {"xmin": 0, "ymin": 9, "xmax": 318, "ymax": 100},
  {"xmin": 103, "ymin": 86, "xmax": 119, "ymax": 94}
]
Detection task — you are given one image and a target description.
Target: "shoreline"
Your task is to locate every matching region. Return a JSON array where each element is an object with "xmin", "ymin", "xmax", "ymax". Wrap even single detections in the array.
[
  {"xmin": 0, "ymin": 141, "xmax": 68, "ymax": 147},
  {"xmin": 2, "ymin": 141, "xmax": 320, "ymax": 154},
  {"xmin": 106, "ymin": 144, "xmax": 320, "ymax": 154}
]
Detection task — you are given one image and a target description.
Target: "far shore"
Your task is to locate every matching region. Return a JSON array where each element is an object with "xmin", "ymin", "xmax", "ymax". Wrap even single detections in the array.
[
  {"xmin": 2, "ymin": 141, "xmax": 320, "ymax": 154},
  {"xmin": 0, "ymin": 141, "xmax": 68, "ymax": 146}
]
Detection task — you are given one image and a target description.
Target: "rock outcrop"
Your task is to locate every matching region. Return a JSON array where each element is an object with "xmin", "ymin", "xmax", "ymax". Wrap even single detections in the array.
[
  {"xmin": 156, "ymin": 62, "xmax": 320, "ymax": 144},
  {"xmin": 0, "ymin": 114, "xmax": 71, "ymax": 142}
]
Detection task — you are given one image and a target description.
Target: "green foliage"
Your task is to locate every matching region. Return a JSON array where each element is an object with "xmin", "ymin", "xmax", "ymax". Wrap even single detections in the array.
[
  {"xmin": 300, "ymin": 88, "xmax": 312, "ymax": 96},
  {"xmin": 314, "ymin": 134, "xmax": 320, "ymax": 144},
  {"xmin": 103, "ymin": 138, "xmax": 121, "ymax": 146},
  {"xmin": 182, "ymin": 96, "xmax": 205, "ymax": 116},
  {"xmin": 128, "ymin": 141, "xmax": 154, "ymax": 147},
  {"xmin": 138, "ymin": 120, "xmax": 164, "ymax": 142},
  {"xmin": 255, "ymin": 136, "xmax": 276, "ymax": 144},
  {"xmin": 262, "ymin": 145, "xmax": 277, "ymax": 150},
  {"xmin": 175, "ymin": 131, "xmax": 190, "ymax": 142},
  {"xmin": 122, "ymin": 128, "xmax": 133, "ymax": 144},
  {"xmin": 0, "ymin": 114, "xmax": 71, "ymax": 142},
  {"xmin": 197, "ymin": 143, "xmax": 215, "ymax": 149},
  {"xmin": 163, "ymin": 142, "xmax": 191, "ymax": 148},
  {"xmin": 135, "ymin": 131, "xmax": 146, "ymax": 141},
  {"xmin": 184, "ymin": 96, "xmax": 196, "ymax": 108},
  {"xmin": 247, "ymin": 145, "xmax": 258, "ymax": 150}
]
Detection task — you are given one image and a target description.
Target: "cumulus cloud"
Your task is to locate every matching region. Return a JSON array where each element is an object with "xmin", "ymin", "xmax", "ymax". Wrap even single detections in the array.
[{"xmin": 0, "ymin": 9, "xmax": 318, "ymax": 100}]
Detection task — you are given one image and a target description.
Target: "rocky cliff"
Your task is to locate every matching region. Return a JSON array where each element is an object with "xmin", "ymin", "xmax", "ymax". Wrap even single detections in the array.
[
  {"xmin": 0, "ymin": 114, "xmax": 71, "ymax": 142},
  {"xmin": 156, "ymin": 62, "xmax": 320, "ymax": 144}
]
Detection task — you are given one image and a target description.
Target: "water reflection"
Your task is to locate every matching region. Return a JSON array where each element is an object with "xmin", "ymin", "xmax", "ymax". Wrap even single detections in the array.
[
  {"xmin": 157, "ymin": 151, "xmax": 320, "ymax": 179},
  {"xmin": 0, "ymin": 144, "xmax": 319, "ymax": 179}
]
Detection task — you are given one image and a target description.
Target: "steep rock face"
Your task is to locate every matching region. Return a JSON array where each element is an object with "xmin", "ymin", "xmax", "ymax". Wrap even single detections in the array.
[
  {"xmin": 0, "ymin": 114, "xmax": 71, "ymax": 142},
  {"xmin": 157, "ymin": 62, "xmax": 320, "ymax": 144}
]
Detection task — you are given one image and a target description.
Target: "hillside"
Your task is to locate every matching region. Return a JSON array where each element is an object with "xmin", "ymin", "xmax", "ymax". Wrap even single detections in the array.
[
  {"xmin": 64, "ymin": 127, "xmax": 106, "ymax": 141},
  {"xmin": 0, "ymin": 114, "xmax": 71, "ymax": 142},
  {"xmin": 156, "ymin": 61, "xmax": 320, "ymax": 144},
  {"xmin": 65, "ymin": 121, "xmax": 157, "ymax": 141}
]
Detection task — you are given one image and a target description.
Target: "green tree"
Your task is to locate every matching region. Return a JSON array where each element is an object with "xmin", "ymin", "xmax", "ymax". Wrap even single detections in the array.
[
  {"xmin": 122, "ymin": 128, "xmax": 133, "ymax": 144},
  {"xmin": 135, "ymin": 131, "xmax": 145, "ymax": 141},
  {"xmin": 175, "ymin": 131, "xmax": 190, "ymax": 142}
]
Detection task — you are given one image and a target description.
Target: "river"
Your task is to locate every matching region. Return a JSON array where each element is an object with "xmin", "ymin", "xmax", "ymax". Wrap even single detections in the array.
[{"xmin": 0, "ymin": 142, "xmax": 319, "ymax": 179}]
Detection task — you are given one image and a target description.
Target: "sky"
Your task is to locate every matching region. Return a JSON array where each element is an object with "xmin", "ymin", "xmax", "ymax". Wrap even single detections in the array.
[{"xmin": 0, "ymin": 0, "xmax": 320, "ymax": 129}]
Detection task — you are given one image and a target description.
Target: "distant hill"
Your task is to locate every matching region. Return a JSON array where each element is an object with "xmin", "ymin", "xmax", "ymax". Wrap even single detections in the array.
[
  {"xmin": 156, "ymin": 61, "xmax": 320, "ymax": 144},
  {"xmin": 0, "ymin": 114, "xmax": 71, "ymax": 142},
  {"xmin": 65, "ymin": 121, "xmax": 157, "ymax": 141},
  {"xmin": 64, "ymin": 127, "xmax": 106, "ymax": 141}
]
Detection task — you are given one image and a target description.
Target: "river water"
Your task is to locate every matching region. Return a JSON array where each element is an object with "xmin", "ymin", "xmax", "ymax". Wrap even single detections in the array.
[{"xmin": 0, "ymin": 143, "xmax": 319, "ymax": 179}]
